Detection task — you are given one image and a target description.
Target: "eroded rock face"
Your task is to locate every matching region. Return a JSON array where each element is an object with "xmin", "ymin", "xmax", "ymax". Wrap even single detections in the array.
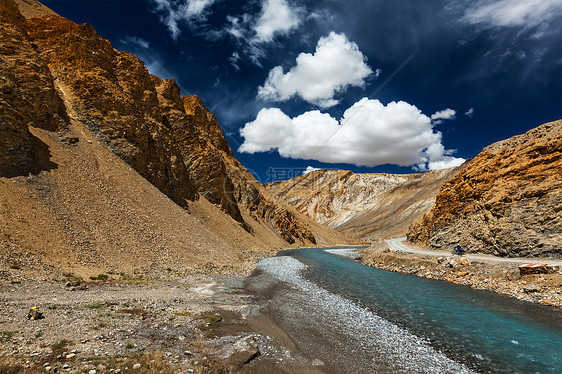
[
  {"xmin": 0, "ymin": 0, "xmax": 67, "ymax": 177},
  {"xmin": 408, "ymin": 120, "xmax": 562, "ymax": 258},
  {"xmin": 23, "ymin": 14, "xmax": 198, "ymax": 207},
  {"xmin": 0, "ymin": 0, "xmax": 315, "ymax": 244},
  {"xmin": 266, "ymin": 168, "xmax": 461, "ymax": 241}
]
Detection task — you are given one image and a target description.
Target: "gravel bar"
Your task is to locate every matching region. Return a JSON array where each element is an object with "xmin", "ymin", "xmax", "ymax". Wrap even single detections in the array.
[{"xmin": 255, "ymin": 256, "xmax": 474, "ymax": 374}]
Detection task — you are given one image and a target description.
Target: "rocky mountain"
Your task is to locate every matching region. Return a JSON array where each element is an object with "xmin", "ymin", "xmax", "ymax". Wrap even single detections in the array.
[
  {"xmin": 0, "ymin": 0, "xmax": 354, "ymax": 277},
  {"xmin": 267, "ymin": 167, "xmax": 462, "ymax": 241},
  {"xmin": 408, "ymin": 120, "xmax": 562, "ymax": 258}
]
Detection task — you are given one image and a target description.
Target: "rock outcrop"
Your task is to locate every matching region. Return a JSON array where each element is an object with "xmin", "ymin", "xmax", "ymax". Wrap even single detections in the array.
[
  {"xmin": 408, "ymin": 120, "xmax": 562, "ymax": 258},
  {"xmin": 1, "ymin": 0, "xmax": 316, "ymax": 245},
  {"xmin": 267, "ymin": 168, "xmax": 461, "ymax": 241}
]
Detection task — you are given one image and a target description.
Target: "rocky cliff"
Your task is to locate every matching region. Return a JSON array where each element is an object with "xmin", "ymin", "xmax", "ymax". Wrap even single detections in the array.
[
  {"xmin": 0, "ymin": 0, "xmax": 67, "ymax": 177},
  {"xmin": 267, "ymin": 168, "xmax": 461, "ymax": 241},
  {"xmin": 0, "ymin": 0, "xmax": 354, "ymax": 276},
  {"xmin": 408, "ymin": 120, "xmax": 562, "ymax": 258}
]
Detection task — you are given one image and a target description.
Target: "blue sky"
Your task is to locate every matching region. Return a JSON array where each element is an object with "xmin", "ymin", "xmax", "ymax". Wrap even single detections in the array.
[{"xmin": 42, "ymin": 0, "xmax": 562, "ymax": 183}]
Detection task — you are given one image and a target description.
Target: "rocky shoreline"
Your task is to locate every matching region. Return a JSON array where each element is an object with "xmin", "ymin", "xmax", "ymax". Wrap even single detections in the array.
[
  {"xmin": 360, "ymin": 243, "xmax": 562, "ymax": 308},
  {"xmin": 0, "ymin": 271, "xmax": 320, "ymax": 374}
]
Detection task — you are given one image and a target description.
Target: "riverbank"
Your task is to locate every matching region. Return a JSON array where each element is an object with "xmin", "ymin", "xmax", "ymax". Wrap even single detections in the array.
[
  {"xmin": 359, "ymin": 242, "xmax": 562, "ymax": 308},
  {"xmin": 245, "ymin": 256, "xmax": 473, "ymax": 373},
  {"xmin": 0, "ymin": 271, "xmax": 326, "ymax": 373}
]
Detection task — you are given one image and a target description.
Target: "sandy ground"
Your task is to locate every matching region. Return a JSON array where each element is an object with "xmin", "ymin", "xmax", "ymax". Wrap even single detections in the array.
[{"xmin": 0, "ymin": 273, "xmax": 325, "ymax": 373}]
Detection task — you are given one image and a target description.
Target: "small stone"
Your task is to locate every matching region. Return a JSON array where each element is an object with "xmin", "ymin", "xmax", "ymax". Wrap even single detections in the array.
[
  {"xmin": 132, "ymin": 363, "xmax": 141, "ymax": 370},
  {"xmin": 312, "ymin": 359, "xmax": 324, "ymax": 366},
  {"xmin": 523, "ymin": 284, "xmax": 540, "ymax": 293},
  {"xmin": 63, "ymin": 136, "xmax": 79, "ymax": 144},
  {"xmin": 505, "ymin": 269, "xmax": 521, "ymax": 281},
  {"xmin": 89, "ymin": 370, "xmax": 97, "ymax": 374},
  {"xmin": 28, "ymin": 307, "xmax": 44, "ymax": 320},
  {"xmin": 63, "ymin": 364, "xmax": 70, "ymax": 369},
  {"xmin": 65, "ymin": 353, "xmax": 75, "ymax": 359},
  {"xmin": 184, "ymin": 350, "xmax": 193, "ymax": 356},
  {"xmin": 44, "ymin": 362, "xmax": 50, "ymax": 368},
  {"xmin": 545, "ymin": 265, "xmax": 560, "ymax": 274}
]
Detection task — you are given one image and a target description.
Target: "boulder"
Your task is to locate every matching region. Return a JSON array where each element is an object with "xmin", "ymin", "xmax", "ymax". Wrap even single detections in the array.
[{"xmin": 519, "ymin": 264, "xmax": 548, "ymax": 275}]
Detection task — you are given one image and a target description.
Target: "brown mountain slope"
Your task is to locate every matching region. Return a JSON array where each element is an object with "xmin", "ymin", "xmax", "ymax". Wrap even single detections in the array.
[
  {"xmin": 408, "ymin": 120, "xmax": 562, "ymax": 258},
  {"xmin": 266, "ymin": 167, "xmax": 462, "ymax": 242},
  {"xmin": 0, "ymin": 0, "xmax": 354, "ymax": 277}
]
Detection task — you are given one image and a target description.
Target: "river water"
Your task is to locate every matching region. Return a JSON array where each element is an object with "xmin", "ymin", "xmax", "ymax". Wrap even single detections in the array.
[{"xmin": 245, "ymin": 247, "xmax": 562, "ymax": 373}]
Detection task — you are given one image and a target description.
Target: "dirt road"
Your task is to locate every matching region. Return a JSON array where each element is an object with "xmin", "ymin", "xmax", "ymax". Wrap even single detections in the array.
[{"xmin": 387, "ymin": 237, "xmax": 562, "ymax": 266}]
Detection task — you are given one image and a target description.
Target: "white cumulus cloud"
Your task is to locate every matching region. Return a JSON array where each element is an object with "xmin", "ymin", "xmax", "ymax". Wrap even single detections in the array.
[
  {"xmin": 430, "ymin": 108, "xmax": 456, "ymax": 124},
  {"xmin": 239, "ymin": 98, "xmax": 465, "ymax": 171},
  {"xmin": 257, "ymin": 32, "xmax": 373, "ymax": 108},
  {"xmin": 225, "ymin": 0, "xmax": 303, "ymax": 66},
  {"xmin": 254, "ymin": 0, "xmax": 302, "ymax": 42},
  {"xmin": 152, "ymin": 0, "xmax": 216, "ymax": 40}
]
